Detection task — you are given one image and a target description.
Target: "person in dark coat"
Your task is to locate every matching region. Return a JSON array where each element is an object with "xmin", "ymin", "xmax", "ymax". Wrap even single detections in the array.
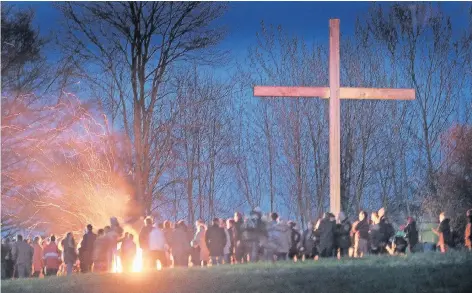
[
  {"xmin": 61, "ymin": 232, "xmax": 78, "ymax": 276},
  {"xmin": 1, "ymin": 238, "xmax": 14, "ymax": 279},
  {"xmin": 336, "ymin": 212, "xmax": 351, "ymax": 257},
  {"xmin": 352, "ymin": 211, "xmax": 369, "ymax": 258},
  {"xmin": 316, "ymin": 212, "xmax": 336, "ymax": 257},
  {"xmin": 79, "ymin": 224, "xmax": 97, "ymax": 273},
  {"xmin": 288, "ymin": 221, "xmax": 301, "ymax": 260},
  {"xmin": 301, "ymin": 221, "xmax": 316, "ymax": 260},
  {"xmin": 378, "ymin": 208, "xmax": 395, "ymax": 254},
  {"xmin": 170, "ymin": 221, "xmax": 191, "ymax": 267},
  {"xmin": 93, "ymin": 229, "xmax": 110, "ymax": 273},
  {"xmin": 432, "ymin": 212, "xmax": 452, "ymax": 253},
  {"xmin": 205, "ymin": 218, "xmax": 227, "ymax": 265},
  {"xmin": 369, "ymin": 212, "xmax": 383, "ymax": 255},
  {"xmin": 225, "ymin": 219, "xmax": 235, "ymax": 264},
  {"xmin": 139, "ymin": 217, "xmax": 154, "ymax": 269},
  {"xmin": 233, "ymin": 212, "xmax": 245, "ymax": 263},
  {"xmin": 403, "ymin": 217, "xmax": 419, "ymax": 253},
  {"xmin": 241, "ymin": 208, "xmax": 266, "ymax": 263}
]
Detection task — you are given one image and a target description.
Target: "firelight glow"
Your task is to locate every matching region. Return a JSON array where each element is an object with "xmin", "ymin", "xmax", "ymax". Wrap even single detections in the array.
[{"xmin": 112, "ymin": 248, "xmax": 162, "ymax": 273}]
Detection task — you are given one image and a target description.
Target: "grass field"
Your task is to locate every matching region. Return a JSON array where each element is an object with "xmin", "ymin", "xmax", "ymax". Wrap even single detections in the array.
[{"xmin": 2, "ymin": 252, "xmax": 472, "ymax": 293}]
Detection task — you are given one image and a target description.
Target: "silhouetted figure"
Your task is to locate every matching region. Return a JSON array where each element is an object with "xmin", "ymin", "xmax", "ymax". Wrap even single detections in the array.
[
  {"xmin": 205, "ymin": 218, "xmax": 227, "ymax": 265},
  {"xmin": 79, "ymin": 224, "xmax": 97, "ymax": 273},
  {"xmin": 403, "ymin": 217, "xmax": 419, "ymax": 253}
]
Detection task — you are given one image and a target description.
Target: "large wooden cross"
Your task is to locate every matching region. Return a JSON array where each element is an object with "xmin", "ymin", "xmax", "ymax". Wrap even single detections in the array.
[{"xmin": 254, "ymin": 19, "xmax": 415, "ymax": 216}]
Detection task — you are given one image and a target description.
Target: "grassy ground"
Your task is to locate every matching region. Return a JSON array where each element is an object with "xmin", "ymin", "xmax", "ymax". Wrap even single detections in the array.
[{"xmin": 2, "ymin": 252, "xmax": 472, "ymax": 293}]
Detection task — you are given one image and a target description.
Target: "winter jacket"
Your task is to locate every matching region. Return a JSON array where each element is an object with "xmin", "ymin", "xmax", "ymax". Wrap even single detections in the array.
[
  {"xmin": 438, "ymin": 218, "xmax": 453, "ymax": 248},
  {"xmin": 139, "ymin": 225, "xmax": 153, "ymax": 251},
  {"xmin": 62, "ymin": 239, "xmax": 77, "ymax": 264},
  {"xmin": 379, "ymin": 216, "xmax": 395, "ymax": 244},
  {"xmin": 369, "ymin": 223, "xmax": 383, "ymax": 250},
  {"xmin": 149, "ymin": 227, "xmax": 167, "ymax": 251},
  {"xmin": 11, "ymin": 241, "xmax": 33, "ymax": 266},
  {"xmin": 266, "ymin": 221, "xmax": 292, "ymax": 253},
  {"xmin": 317, "ymin": 218, "xmax": 336, "ymax": 251},
  {"xmin": 43, "ymin": 242, "xmax": 62, "ymax": 270},
  {"xmin": 352, "ymin": 219, "xmax": 370, "ymax": 240},
  {"xmin": 170, "ymin": 227, "xmax": 191, "ymax": 258},
  {"xmin": 465, "ymin": 216, "xmax": 472, "ymax": 249},
  {"xmin": 192, "ymin": 228, "xmax": 210, "ymax": 261},
  {"xmin": 404, "ymin": 221, "xmax": 419, "ymax": 248},
  {"xmin": 290, "ymin": 228, "xmax": 301, "ymax": 252},
  {"xmin": 336, "ymin": 220, "xmax": 352, "ymax": 249},
  {"xmin": 242, "ymin": 212, "xmax": 266, "ymax": 242},
  {"xmin": 1, "ymin": 242, "xmax": 12, "ymax": 263},
  {"xmin": 301, "ymin": 229, "xmax": 316, "ymax": 254},
  {"xmin": 32, "ymin": 243, "xmax": 44, "ymax": 272},
  {"xmin": 205, "ymin": 224, "xmax": 227, "ymax": 257},
  {"xmin": 79, "ymin": 231, "xmax": 97, "ymax": 262}
]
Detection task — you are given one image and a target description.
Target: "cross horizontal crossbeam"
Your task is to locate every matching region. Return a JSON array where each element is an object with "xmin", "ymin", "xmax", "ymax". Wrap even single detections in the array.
[{"xmin": 254, "ymin": 86, "xmax": 415, "ymax": 100}]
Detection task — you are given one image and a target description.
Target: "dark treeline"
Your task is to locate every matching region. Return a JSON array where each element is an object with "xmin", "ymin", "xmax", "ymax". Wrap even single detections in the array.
[{"xmin": 1, "ymin": 2, "xmax": 472, "ymax": 239}]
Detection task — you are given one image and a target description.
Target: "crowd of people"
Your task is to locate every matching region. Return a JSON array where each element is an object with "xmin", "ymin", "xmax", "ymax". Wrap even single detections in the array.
[{"xmin": 2, "ymin": 208, "xmax": 471, "ymax": 280}]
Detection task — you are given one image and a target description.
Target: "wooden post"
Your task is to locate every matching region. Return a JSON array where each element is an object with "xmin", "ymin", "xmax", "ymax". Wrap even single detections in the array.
[{"xmin": 329, "ymin": 19, "xmax": 341, "ymax": 215}]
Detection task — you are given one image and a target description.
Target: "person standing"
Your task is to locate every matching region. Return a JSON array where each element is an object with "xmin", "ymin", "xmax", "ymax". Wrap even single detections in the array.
[
  {"xmin": 1, "ymin": 238, "xmax": 14, "ymax": 279},
  {"xmin": 465, "ymin": 209, "xmax": 472, "ymax": 251},
  {"xmin": 62, "ymin": 233, "xmax": 78, "ymax": 276},
  {"xmin": 31, "ymin": 237, "xmax": 44, "ymax": 277},
  {"xmin": 403, "ymin": 217, "xmax": 419, "ymax": 253},
  {"xmin": 336, "ymin": 212, "xmax": 352, "ymax": 258},
  {"xmin": 300, "ymin": 221, "xmax": 316, "ymax": 261},
  {"xmin": 11, "ymin": 235, "xmax": 33, "ymax": 278},
  {"xmin": 369, "ymin": 212, "xmax": 383, "ymax": 255},
  {"xmin": 139, "ymin": 217, "xmax": 154, "ymax": 270},
  {"xmin": 79, "ymin": 224, "xmax": 97, "ymax": 273},
  {"xmin": 191, "ymin": 220, "xmax": 210, "ymax": 267},
  {"xmin": 233, "ymin": 212, "xmax": 245, "ymax": 263},
  {"xmin": 226, "ymin": 219, "xmax": 235, "ymax": 264},
  {"xmin": 432, "ymin": 212, "xmax": 452, "ymax": 253},
  {"xmin": 92, "ymin": 229, "xmax": 109, "ymax": 273},
  {"xmin": 317, "ymin": 212, "xmax": 336, "ymax": 258},
  {"xmin": 242, "ymin": 208, "xmax": 266, "ymax": 263},
  {"xmin": 170, "ymin": 221, "xmax": 191, "ymax": 267},
  {"xmin": 352, "ymin": 211, "xmax": 369, "ymax": 258},
  {"xmin": 162, "ymin": 221, "xmax": 173, "ymax": 267},
  {"xmin": 288, "ymin": 222, "xmax": 301, "ymax": 261},
  {"xmin": 378, "ymin": 208, "xmax": 395, "ymax": 254},
  {"xmin": 43, "ymin": 235, "xmax": 62, "ymax": 277},
  {"xmin": 148, "ymin": 223, "xmax": 168, "ymax": 269},
  {"xmin": 107, "ymin": 217, "xmax": 124, "ymax": 272},
  {"xmin": 205, "ymin": 218, "xmax": 227, "ymax": 266},
  {"xmin": 120, "ymin": 233, "xmax": 136, "ymax": 273}
]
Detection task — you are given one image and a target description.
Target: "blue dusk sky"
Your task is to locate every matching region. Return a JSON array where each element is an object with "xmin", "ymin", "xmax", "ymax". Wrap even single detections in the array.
[{"xmin": 13, "ymin": 1, "xmax": 469, "ymax": 59}]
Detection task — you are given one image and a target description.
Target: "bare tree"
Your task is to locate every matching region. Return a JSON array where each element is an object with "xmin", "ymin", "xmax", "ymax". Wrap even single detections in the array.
[{"xmin": 57, "ymin": 2, "xmax": 227, "ymax": 217}]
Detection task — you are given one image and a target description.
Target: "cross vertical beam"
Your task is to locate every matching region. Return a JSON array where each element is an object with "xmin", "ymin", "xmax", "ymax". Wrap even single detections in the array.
[{"xmin": 329, "ymin": 19, "xmax": 341, "ymax": 215}]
